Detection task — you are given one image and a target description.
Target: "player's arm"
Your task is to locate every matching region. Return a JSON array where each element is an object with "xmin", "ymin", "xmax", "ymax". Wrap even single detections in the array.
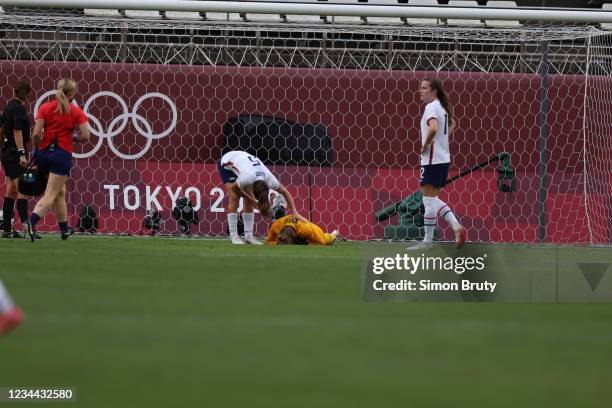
[
  {"xmin": 276, "ymin": 184, "xmax": 307, "ymax": 222},
  {"xmin": 76, "ymin": 122, "xmax": 90, "ymax": 143},
  {"xmin": 13, "ymin": 110, "xmax": 28, "ymax": 166},
  {"xmin": 14, "ymin": 129, "xmax": 27, "ymax": 166},
  {"xmin": 75, "ymin": 108, "xmax": 90, "ymax": 143},
  {"xmin": 0, "ymin": 114, "xmax": 5, "ymax": 142},
  {"xmin": 298, "ymin": 222, "xmax": 334, "ymax": 245},
  {"xmin": 32, "ymin": 118, "xmax": 44, "ymax": 149},
  {"xmin": 238, "ymin": 186, "xmax": 258, "ymax": 206},
  {"xmin": 449, "ymin": 117, "xmax": 457, "ymax": 136},
  {"xmin": 420, "ymin": 118, "xmax": 437, "ymax": 155}
]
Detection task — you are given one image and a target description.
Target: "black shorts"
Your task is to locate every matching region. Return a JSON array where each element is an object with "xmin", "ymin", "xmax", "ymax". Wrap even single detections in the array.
[
  {"xmin": 1, "ymin": 148, "xmax": 26, "ymax": 180},
  {"xmin": 37, "ymin": 147, "xmax": 72, "ymax": 176},
  {"xmin": 420, "ymin": 163, "xmax": 449, "ymax": 188},
  {"xmin": 217, "ymin": 160, "xmax": 237, "ymax": 184}
]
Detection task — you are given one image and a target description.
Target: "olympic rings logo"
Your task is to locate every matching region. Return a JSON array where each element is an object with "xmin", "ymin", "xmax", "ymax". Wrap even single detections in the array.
[{"xmin": 33, "ymin": 91, "xmax": 177, "ymax": 160}]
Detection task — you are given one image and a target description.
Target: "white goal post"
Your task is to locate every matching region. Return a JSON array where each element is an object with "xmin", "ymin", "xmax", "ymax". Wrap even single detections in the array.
[{"xmin": 0, "ymin": 0, "xmax": 611, "ymax": 23}]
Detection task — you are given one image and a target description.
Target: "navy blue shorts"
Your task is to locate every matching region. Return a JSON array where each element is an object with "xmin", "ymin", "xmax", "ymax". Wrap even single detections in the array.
[
  {"xmin": 37, "ymin": 147, "xmax": 72, "ymax": 176},
  {"xmin": 420, "ymin": 163, "xmax": 449, "ymax": 188},
  {"xmin": 217, "ymin": 160, "xmax": 237, "ymax": 184}
]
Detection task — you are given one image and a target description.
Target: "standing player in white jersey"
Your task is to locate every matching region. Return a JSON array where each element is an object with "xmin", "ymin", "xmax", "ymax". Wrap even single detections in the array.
[
  {"xmin": 417, "ymin": 78, "xmax": 466, "ymax": 248},
  {"xmin": 218, "ymin": 150, "xmax": 306, "ymax": 244}
]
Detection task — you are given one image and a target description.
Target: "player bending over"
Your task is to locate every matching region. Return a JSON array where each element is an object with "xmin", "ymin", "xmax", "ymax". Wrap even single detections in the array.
[
  {"xmin": 0, "ymin": 279, "xmax": 22, "ymax": 336},
  {"xmin": 416, "ymin": 78, "xmax": 466, "ymax": 249},
  {"xmin": 218, "ymin": 150, "xmax": 306, "ymax": 245},
  {"xmin": 266, "ymin": 215, "xmax": 338, "ymax": 245}
]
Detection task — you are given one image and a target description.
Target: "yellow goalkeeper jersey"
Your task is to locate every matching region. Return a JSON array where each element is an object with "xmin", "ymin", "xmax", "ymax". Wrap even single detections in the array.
[{"xmin": 266, "ymin": 215, "xmax": 336, "ymax": 245}]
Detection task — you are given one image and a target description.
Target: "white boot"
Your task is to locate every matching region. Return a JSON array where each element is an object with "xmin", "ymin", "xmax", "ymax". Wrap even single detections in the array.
[
  {"xmin": 231, "ymin": 236, "xmax": 245, "ymax": 245},
  {"xmin": 244, "ymin": 236, "xmax": 263, "ymax": 245}
]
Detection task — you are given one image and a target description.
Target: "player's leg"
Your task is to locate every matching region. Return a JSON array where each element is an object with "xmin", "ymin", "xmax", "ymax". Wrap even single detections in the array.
[
  {"xmin": 417, "ymin": 163, "xmax": 439, "ymax": 246},
  {"xmin": 421, "ymin": 184, "xmax": 440, "ymax": 245},
  {"xmin": 15, "ymin": 191, "xmax": 32, "ymax": 236},
  {"xmin": 217, "ymin": 160, "xmax": 244, "ymax": 244},
  {"xmin": 27, "ymin": 173, "xmax": 67, "ymax": 242},
  {"xmin": 225, "ymin": 183, "xmax": 244, "ymax": 244},
  {"xmin": 2, "ymin": 176, "xmax": 18, "ymax": 238},
  {"xmin": 0, "ymin": 279, "xmax": 23, "ymax": 336},
  {"xmin": 241, "ymin": 196, "xmax": 262, "ymax": 245},
  {"xmin": 435, "ymin": 196, "xmax": 465, "ymax": 248},
  {"xmin": 432, "ymin": 163, "xmax": 466, "ymax": 248},
  {"xmin": 53, "ymin": 184, "xmax": 71, "ymax": 239}
]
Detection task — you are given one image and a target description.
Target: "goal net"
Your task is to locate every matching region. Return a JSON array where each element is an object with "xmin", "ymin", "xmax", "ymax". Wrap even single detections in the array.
[{"xmin": 0, "ymin": 9, "xmax": 610, "ymax": 244}]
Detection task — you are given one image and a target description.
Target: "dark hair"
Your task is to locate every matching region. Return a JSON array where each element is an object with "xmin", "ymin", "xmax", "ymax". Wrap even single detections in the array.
[
  {"xmin": 277, "ymin": 226, "xmax": 297, "ymax": 245},
  {"xmin": 253, "ymin": 180, "xmax": 270, "ymax": 218},
  {"xmin": 14, "ymin": 81, "xmax": 31, "ymax": 101},
  {"xmin": 423, "ymin": 78, "xmax": 453, "ymax": 123}
]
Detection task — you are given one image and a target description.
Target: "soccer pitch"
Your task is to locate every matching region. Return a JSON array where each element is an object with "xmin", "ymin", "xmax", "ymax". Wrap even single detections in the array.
[{"xmin": 1, "ymin": 237, "xmax": 611, "ymax": 407}]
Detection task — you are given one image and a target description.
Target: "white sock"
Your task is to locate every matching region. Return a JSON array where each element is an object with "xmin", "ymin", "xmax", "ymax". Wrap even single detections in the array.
[
  {"xmin": 0, "ymin": 279, "xmax": 15, "ymax": 313},
  {"xmin": 422, "ymin": 196, "xmax": 437, "ymax": 243},
  {"xmin": 227, "ymin": 213, "xmax": 239, "ymax": 238},
  {"xmin": 243, "ymin": 212, "xmax": 255, "ymax": 239},
  {"xmin": 436, "ymin": 198, "xmax": 461, "ymax": 231}
]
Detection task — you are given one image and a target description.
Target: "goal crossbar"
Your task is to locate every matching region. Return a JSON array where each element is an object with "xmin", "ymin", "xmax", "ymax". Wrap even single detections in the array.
[{"xmin": 0, "ymin": 0, "xmax": 611, "ymax": 23}]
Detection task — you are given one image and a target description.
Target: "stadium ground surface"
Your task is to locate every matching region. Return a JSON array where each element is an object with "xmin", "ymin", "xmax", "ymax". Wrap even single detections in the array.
[{"xmin": 0, "ymin": 237, "xmax": 611, "ymax": 407}]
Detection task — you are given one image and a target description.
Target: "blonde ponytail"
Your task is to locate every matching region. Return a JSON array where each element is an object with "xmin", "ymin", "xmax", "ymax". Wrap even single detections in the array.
[{"xmin": 55, "ymin": 78, "xmax": 77, "ymax": 114}]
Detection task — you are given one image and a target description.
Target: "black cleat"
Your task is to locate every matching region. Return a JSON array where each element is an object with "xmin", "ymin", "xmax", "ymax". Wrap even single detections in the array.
[
  {"xmin": 61, "ymin": 228, "xmax": 74, "ymax": 241},
  {"xmin": 33, "ymin": 232, "xmax": 42, "ymax": 240},
  {"xmin": 23, "ymin": 222, "xmax": 35, "ymax": 243},
  {"xmin": 1, "ymin": 230, "xmax": 13, "ymax": 238},
  {"xmin": 11, "ymin": 230, "xmax": 24, "ymax": 239}
]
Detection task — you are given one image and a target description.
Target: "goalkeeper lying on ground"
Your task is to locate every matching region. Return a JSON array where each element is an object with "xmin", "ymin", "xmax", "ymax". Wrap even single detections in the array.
[{"xmin": 266, "ymin": 215, "xmax": 338, "ymax": 245}]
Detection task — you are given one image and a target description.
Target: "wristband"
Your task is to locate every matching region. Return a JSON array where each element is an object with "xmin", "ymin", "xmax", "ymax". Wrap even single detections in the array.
[{"xmin": 17, "ymin": 149, "xmax": 26, "ymax": 157}]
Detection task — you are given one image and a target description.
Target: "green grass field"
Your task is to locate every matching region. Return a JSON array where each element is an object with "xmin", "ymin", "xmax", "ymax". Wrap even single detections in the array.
[{"xmin": 1, "ymin": 237, "xmax": 611, "ymax": 407}]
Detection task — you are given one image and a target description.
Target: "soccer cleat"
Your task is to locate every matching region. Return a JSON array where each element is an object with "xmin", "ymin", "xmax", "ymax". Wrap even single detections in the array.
[
  {"xmin": 230, "ymin": 236, "xmax": 245, "ymax": 245},
  {"xmin": 455, "ymin": 225, "xmax": 467, "ymax": 249},
  {"xmin": 1, "ymin": 230, "xmax": 13, "ymax": 238},
  {"xmin": 330, "ymin": 229, "xmax": 344, "ymax": 242},
  {"xmin": 23, "ymin": 221, "xmax": 35, "ymax": 243},
  {"xmin": 244, "ymin": 237, "xmax": 263, "ymax": 245},
  {"xmin": 12, "ymin": 230, "xmax": 24, "ymax": 239},
  {"xmin": 61, "ymin": 228, "xmax": 74, "ymax": 241},
  {"xmin": 0, "ymin": 306, "xmax": 23, "ymax": 336},
  {"xmin": 406, "ymin": 242, "xmax": 434, "ymax": 250}
]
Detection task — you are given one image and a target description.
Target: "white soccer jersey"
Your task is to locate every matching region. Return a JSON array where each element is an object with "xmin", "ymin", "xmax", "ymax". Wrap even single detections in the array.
[
  {"xmin": 220, "ymin": 151, "xmax": 280, "ymax": 190},
  {"xmin": 420, "ymin": 99, "xmax": 451, "ymax": 165}
]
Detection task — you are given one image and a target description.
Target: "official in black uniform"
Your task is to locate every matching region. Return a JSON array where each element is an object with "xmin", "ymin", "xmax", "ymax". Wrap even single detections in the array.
[{"xmin": 0, "ymin": 82, "xmax": 34, "ymax": 238}]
